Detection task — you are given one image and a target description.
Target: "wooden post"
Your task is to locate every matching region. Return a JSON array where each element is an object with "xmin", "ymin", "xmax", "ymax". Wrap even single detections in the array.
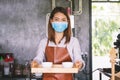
[{"xmin": 110, "ymin": 48, "xmax": 116, "ymax": 80}]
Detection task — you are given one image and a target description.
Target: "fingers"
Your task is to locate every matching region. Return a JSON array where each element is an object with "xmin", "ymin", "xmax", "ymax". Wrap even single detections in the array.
[
  {"xmin": 74, "ymin": 61, "xmax": 83, "ymax": 69},
  {"xmin": 31, "ymin": 60, "xmax": 39, "ymax": 67}
]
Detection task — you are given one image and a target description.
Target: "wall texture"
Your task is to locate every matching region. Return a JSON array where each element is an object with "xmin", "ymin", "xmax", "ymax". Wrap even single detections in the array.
[
  {"xmin": 0, "ymin": 0, "xmax": 51, "ymax": 61},
  {"xmin": 0, "ymin": 0, "xmax": 91, "ymax": 80}
]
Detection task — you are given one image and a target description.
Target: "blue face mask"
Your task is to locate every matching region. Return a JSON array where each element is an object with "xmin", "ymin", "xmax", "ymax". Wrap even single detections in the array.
[{"xmin": 52, "ymin": 22, "xmax": 68, "ymax": 33}]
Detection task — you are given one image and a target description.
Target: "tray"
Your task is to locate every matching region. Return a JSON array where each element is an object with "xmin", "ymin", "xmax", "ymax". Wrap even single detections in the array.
[{"xmin": 31, "ymin": 64, "xmax": 79, "ymax": 73}]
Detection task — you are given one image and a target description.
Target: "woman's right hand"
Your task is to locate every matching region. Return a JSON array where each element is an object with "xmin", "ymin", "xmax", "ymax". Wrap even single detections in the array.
[{"xmin": 31, "ymin": 60, "xmax": 39, "ymax": 68}]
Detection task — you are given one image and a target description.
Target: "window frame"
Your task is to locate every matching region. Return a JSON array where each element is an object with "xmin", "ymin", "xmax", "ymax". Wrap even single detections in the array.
[{"xmin": 92, "ymin": 0, "xmax": 120, "ymax": 2}]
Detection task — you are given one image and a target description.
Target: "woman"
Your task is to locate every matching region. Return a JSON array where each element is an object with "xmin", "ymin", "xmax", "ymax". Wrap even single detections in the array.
[{"xmin": 31, "ymin": 6, "xmax": 85, "ymax": 80}]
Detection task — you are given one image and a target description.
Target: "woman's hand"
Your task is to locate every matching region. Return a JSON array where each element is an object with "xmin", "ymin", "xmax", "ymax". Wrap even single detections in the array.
[
  {"xmin": 31, "ymin": 60, "xmax": 39, "ymax": 68},
  {"xmin": 74, "ymin": 61, "xmax": 83, "ymax": 69}
]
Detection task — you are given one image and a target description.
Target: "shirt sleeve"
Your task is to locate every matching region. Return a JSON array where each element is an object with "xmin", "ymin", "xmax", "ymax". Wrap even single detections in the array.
[
  {"xmin": 72, "ymin": 37, "xmax": 85, "ymax": 71},
  {"xmin": 33, "ymin": 38, "xmax": 47, "ymax": 64}
]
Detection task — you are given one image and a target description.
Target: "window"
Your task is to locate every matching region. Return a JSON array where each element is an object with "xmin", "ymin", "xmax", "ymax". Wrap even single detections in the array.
[
  {"xmin": 92, "ymin": 3, "xmax": 120, "ymax": 56},
  {"xmin": 92, "ymin": 1, "xmax": 120, "ymax": 80},
  {"xmin": 92, "ymin": 0, "xmax": 120, "ymax": 2}
]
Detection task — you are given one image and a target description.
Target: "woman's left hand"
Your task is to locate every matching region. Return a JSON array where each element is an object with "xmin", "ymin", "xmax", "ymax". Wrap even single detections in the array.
[{"xmin": 74, "ymin": 61, "xmax": 83, "ymax": 69}]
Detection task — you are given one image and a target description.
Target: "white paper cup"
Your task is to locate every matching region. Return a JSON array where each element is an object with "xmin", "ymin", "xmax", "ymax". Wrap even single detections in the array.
[
  {"xmin": 62, "ymin": 62, "xmax": 73, "ymax": 68},
  {"xmin": 42, "ymin": 62, "xmax": 53, "ymax": 68}
]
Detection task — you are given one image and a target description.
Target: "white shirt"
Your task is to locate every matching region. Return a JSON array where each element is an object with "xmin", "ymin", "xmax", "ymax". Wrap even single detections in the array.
[{"xmin": 34, "ymin": 36, "xmax": 85, "ymax": 70}]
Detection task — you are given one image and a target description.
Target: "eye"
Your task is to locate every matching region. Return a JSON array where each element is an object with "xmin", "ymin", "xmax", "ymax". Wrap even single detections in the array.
[
  {"xmin": 54, "ymin": 18, "xmax": 59, "ymax": 21},
  {"xmin": 62, "ymin": 18, "xmax": 67, "ymax": 22},
  {"xmin": 53, "ymin": 17, "xmax": 59, "ymax": 21}
]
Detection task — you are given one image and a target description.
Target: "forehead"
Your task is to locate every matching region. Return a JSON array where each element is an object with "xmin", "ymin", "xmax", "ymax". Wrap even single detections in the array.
[{"xmin": 53, "ymin": 12, "xmax": 67, "ymax": 19}]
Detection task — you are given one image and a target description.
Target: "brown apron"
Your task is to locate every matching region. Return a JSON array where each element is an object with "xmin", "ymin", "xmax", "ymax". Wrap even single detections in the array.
[{"xmin": 42, "ymin": 41, "xmax": 73, "ymax": 80}]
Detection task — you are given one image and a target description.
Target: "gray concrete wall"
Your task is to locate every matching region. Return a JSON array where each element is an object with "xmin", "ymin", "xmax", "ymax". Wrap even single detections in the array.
[
  {"xmin": 74, "ymin": 0, "xmax": 91, "ymax": 80},
  {"xmin": 0, "ymin": 0, "xmax": 51, "ymax": 62},
  {"xmin": 0, "ymin": 0, "xmax": 91, "ymax": 80}
]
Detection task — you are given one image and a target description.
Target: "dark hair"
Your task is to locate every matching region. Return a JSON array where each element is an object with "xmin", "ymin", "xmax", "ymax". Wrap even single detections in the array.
[{"xmin": 48, "ymin": 6, "xmax": 71, "ymax": 44}]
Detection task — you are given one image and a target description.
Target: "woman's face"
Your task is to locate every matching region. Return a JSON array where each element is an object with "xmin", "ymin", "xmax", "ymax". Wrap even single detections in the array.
[
  {"xmin": 50, "ymin": 12, "xmax": 68, "ymax": 33},
  {"xmin": 51, "ymin": 12, "xmax": 68, "ymax": 22}
]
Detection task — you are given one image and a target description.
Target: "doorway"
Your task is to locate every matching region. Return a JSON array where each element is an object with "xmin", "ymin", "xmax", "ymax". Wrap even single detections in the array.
[{"xmin": 91, "ymin": 0, "xmax": 120, "ymax": 80}]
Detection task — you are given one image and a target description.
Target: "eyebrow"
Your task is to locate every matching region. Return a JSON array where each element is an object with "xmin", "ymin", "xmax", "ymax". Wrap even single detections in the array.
[{"xmin": 54, "ymin": 17, "xmax": 67, "ymax": 20}]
